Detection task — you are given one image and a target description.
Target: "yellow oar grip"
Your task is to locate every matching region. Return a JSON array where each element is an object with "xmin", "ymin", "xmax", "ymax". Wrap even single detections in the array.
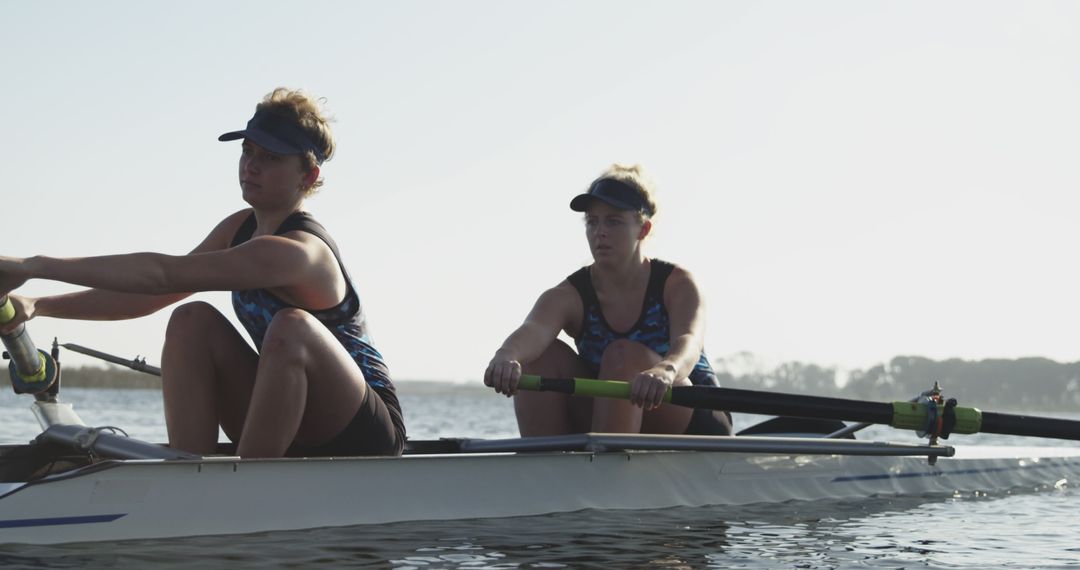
[
  {"xmin": 18, "ymin": 351, "xmax": 49, "ymax": 384},
  {"xmin": 0, "ymin": 297, "xmax": 15, "ymax": 324},
  {"xmin": 0, "ymin": 296, "xmax": 49, "ymax": 385}
]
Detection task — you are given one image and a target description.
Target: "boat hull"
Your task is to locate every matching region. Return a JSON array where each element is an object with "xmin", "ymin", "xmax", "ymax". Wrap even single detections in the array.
[{"xmin": 2, "ymin": 442, "xmax": 1079, "ymax": 545}]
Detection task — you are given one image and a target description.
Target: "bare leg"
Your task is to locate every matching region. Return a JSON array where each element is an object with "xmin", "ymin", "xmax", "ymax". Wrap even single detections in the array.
[
  {"xmin": 236, "ymin": 308, "xmax": 369, "ymax": 458},
  {"xmin": 161, "ymin": 302, "xmax": 259, "ymax": 455},
  {"xmin": 592, "ymin": 339, "xmax": 694, "ymax": 434},
  {"xmin": 514, "ymin": 340, "xmax": 593, "ymax": 436}
]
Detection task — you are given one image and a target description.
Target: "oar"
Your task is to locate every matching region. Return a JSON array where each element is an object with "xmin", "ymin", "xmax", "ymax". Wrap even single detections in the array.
[
  {"xmin": 60, "ymin": 342, "xmax": 162, "ymax": 377},
  {"xmin": 517, "ymin": 374, "xmax": 1080, "ymax": 442},
  {"xmin": 0, "ymin": 295, "xmax": 59, "ymax": 394}
]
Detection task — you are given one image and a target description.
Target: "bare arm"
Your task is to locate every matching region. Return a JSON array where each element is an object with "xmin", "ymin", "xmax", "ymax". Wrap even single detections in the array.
[
  {"xmin": 0, "ymin": 210, "xmax": 250, "ymax": 329},
  {"xmin": 21, "ymin": 239, "xmax": 314, "ymax": 295},
  {"xmin": 629, "ymin": 266, "xmax": 708, "ymax": 408},
  {"xmin": 5, "ymin": 210, "xmax": 327, "ymax": 297},
  {"xmin": 485, "ymin": 281, "xmax": 580, "ymax": 395},
  {"xmin": 657, "ymin": 267, "xmax": 707, "ymax": 381},
  {"xmin": 24, "ymin": 290, "xmax": 189, "ymax": 322}
]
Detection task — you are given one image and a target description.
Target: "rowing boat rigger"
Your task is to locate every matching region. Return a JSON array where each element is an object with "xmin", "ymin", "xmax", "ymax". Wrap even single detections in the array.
[{"xmin": 2, "ymin": 296, "xmax": 1080, "ymax": 545}]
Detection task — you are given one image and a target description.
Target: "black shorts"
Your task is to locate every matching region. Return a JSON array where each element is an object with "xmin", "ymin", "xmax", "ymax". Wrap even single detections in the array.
[
  {"xmin": 286, "ymin": 385, "xmax": 406, "ymax": 457},
  {"xmin": 685, "ymin": 408, "xmax": 733, "ymax": 436}
]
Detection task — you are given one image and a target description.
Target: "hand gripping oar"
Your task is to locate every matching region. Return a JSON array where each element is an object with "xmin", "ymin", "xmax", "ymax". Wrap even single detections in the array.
[
  {"xmin": 517, "ymin": 375, "xmax": 1080, "ymax": 442},
  {"xmin": 0, "ymin": 295, "xmax": 59, "ymax": 394}
]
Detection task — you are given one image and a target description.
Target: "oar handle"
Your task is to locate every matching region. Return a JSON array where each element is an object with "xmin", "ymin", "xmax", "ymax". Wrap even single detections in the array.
[
  {"xmin": 0, "ymin": 295, "xmax": 58, "ymax": 394},
  {"xmin": 518, "ymin": 375, "xmax": 673, "ymax": 403}
]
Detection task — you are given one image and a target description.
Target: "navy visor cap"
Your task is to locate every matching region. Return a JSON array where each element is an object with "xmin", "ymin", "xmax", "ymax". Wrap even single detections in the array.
[
  {"xmin": 219, "ymin": 110, "xmax": 326, "ymax": 164},
  {"xmin": 569, "ymin": 178, "xmax": 654, "ymax": 216}
]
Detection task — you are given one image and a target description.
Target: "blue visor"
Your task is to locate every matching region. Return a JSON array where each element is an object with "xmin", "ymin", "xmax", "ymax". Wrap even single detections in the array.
[
  {"xmin": 219, "ymin": 110, "xmax": 326, "ymax": 164},
  {"xmin": 569, "ymin": 178, "xmax": 653, "ymax": 216}
]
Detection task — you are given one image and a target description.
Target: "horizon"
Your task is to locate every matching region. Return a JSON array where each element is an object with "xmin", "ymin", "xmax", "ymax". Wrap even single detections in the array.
[
  {"xmin": 57, "ymin": 349, "xmax": 1080, "ymax": 385},
  {"xmin": 4, "ymin": 1, "xmax": 1079, "ymax": 382}
]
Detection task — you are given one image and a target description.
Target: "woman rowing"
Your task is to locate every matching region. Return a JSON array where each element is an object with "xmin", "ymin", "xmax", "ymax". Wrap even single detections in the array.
[
  {"xmin": 485, "ymin": 164, "xmax": 732, "ymax": 436},
  {"xmin": 0, "ymin": 88, "xmax": 405, "ymax": 458}
]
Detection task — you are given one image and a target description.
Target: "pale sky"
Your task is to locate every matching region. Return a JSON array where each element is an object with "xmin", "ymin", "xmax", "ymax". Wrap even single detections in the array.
[{"xmin": 2, "ymin": 1, "xmax": 1078, "ymax": 382}]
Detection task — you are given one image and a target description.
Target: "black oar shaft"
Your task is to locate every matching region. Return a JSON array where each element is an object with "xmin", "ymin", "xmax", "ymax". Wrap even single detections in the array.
[
  {"xmin": 670, "ymin": 385, "xmax": 896, "ymax": 425},
  {"xmin": 980, "ymin": 411, "xmax": 1080, "ymax": 440},
  {"xmin": 520, "ymin": 376, "xmax": 896, "ymax": 425}
]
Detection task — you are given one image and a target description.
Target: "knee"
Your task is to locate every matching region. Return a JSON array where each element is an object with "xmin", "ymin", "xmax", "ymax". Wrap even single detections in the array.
[
  {"xmin": 165, "ymin": 301, "xmax": 222, "ymax": 342},
  {"xmin": 521, "ymin": 339, "xmax": 578, "ymax": 376},
  {"xmin": 261, "ymin": 308, "xmax": 318, "ymax": 362},
  {"xmin": 599, "ymin": 339, "xmax": 658, "ymax": 377}
]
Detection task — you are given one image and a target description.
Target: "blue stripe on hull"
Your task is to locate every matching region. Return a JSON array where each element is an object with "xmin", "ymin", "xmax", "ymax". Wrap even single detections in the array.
[
  {"xmin": 833, "ymin": 462, "xmax": 1061, "ymax": 483},
  {"xmin": 0, "ymin": 513, "xmax": 126, "ymax": 529}
]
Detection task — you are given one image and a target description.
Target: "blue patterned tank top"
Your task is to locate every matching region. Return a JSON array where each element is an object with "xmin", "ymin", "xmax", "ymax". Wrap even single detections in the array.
[
  {"xmin": 568, "ymin": 259, "xmax": 719, "ymax": 386},
  {"xmin": 229, "ymin": 211, "xmax": 395, "ymax": 392}
]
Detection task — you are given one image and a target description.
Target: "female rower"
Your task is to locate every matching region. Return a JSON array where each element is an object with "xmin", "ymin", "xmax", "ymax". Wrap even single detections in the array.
[
  {"xmin": 484, "ymin": 164, "xmax": 732, "ymax": 436},
  {"xmin": 0, "ymin": 88, "xmax": 405, "ymax": 458}
]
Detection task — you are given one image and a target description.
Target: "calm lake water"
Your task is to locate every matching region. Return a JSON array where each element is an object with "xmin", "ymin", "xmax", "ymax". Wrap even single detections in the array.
[{"xmin": 2, "ymin": 382, "xmax": 1080, "ymax": 569}]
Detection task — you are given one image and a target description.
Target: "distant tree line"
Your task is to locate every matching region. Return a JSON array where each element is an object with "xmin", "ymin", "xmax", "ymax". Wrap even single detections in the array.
[
  {"xmin": 715, "ymin": 354, "xmax": 1080, "ymax": 411},
  {"xmin": 51, "ymin": 355, "xmax": 1080, "ymax": 412},
  {"xmin": 58, "ymin": 365, "xmax": 160, "ymax": 389}
]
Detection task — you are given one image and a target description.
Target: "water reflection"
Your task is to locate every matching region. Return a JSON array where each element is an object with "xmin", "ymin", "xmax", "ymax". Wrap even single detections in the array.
[{"xmin": 5, "ymin": 488, "xmax": 1078, "ymax": 569}]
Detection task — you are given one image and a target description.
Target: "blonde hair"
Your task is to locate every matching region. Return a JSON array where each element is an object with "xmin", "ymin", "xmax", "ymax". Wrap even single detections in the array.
[
  {"xmin": 591, "ymin": 163, "xmax": 658, "ymax": 222},
  {"xmin": 256, "ymin": 88, "xmax": 336, "ymax": 195}
]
